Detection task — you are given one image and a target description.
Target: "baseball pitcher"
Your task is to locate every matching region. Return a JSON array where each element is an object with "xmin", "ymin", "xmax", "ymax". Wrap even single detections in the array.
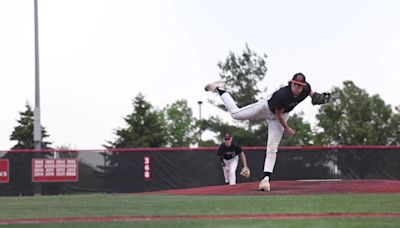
[{"xmin": 206, "ymin": 73, "xmax": 330, "ymax": 191}]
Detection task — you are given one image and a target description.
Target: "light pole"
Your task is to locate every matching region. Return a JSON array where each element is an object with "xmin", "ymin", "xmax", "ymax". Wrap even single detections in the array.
[
  {"xmin": 197, "ymin": 101, "xmax": 203, "ymax": 120},
  {"xmin": 33, "ymin": 0, "xmax": 42, "ymax": 195},
  {"xmin": 197, "ymin": 101, "xmax": 203, "ymax": 143},
  {"xmin": 34, "ymin": 0, "xmax": 41, "ymax": 151}
]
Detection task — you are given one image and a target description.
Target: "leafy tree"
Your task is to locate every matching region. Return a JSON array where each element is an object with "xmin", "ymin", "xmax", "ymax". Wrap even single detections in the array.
[
  {"xmin": 199, "ymin": 116, "xmax": 263, "ymax": 146},
  {"xmin": 247, "ymin": 112, "xmax": 314, "ymax": 147},
  {"xmin": 103, "ymin": 93, "xmax": 168, "ymax": 192},
  {"xmin": 281, "ymin": 112, "xmax": 314, "ymax": 146},
  {"xmin": 244, "ymin": 98, "xmax": 315, "ymax": 147},
  {"xmin": 197, "ymin": 138, "xmax": 218, "ymax": 147},
  {"xmin": 10, "ymin": 102, "xmax": 52, "ymax": 149},
  {"xmin": 315, "ymin": 81, "xmax": 399, "ymax": 145},
  {"xmin": 388, "ymin": 106, "xmax": 400, "ymax": 145},
  {"xmin": 106, "ymin": 93, "xmax": 167, "ymax": 148},
  {"xmin": 164, "ymin": 100, "xmax": 198, "ymax": 147},
  {"xmin": 55, "ymin": 144, "xmax": 78, "ymax": 158},
  {"xmin": 209, "ymin": 43, "xmax": 268, "ymax": 131},
  {"xmin": 199, "ymin": 112, "xmax": 313, "ymax": 147},
  {"xmin": 216, "ymin": 43, "xmax": 268, "ymax": 108}
]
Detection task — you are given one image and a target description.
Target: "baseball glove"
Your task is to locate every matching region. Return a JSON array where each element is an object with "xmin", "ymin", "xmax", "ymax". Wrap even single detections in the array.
[
  {"xmin": 311, "ymin": 92, "xmax": 331, "ymax": 105},
  {"xmin": 240, "ymin": 166, "xmax": 250, "ymax": 178}
]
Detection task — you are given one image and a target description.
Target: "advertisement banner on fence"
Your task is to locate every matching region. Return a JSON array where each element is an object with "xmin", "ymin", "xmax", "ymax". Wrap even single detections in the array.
[
  {"xmin": 32, "ymin": 159, "xmax": 78, "ymax": 182},
  {"xmin": 0, "ymin": 159, "xmax": 9, "ymax": 183}
]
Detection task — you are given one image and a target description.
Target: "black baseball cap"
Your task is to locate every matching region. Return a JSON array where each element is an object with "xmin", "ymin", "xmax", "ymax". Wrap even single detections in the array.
[{"xmin": 291, "ymin": 73, "xmax": 306, "ymax": 86}]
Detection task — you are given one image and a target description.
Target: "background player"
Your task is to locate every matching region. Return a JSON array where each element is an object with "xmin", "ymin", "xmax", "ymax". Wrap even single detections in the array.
[{"xmin": 217, "ymin": 133, "xmax": 250, "ymax": 185}]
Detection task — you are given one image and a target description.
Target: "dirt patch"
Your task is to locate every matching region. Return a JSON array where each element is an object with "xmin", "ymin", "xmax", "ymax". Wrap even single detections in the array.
[{"xmin": 144, "ymin": 179, "xmax": 400, "ymax": 195}]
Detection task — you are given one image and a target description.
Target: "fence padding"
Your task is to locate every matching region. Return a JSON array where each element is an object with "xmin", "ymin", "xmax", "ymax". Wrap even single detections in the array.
[{"xmin": 0, "ymin": 146, "xmax": 399, "ymax": 195}]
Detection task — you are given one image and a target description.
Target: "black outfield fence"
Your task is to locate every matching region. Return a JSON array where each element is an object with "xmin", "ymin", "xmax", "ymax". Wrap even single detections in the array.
[{"xmin": 0, "ymin": 146, "xmax": 399, "ymax": 196}]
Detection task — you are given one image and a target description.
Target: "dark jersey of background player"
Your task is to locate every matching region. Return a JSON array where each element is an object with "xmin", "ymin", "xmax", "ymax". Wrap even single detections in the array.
[
  {"xmin": 268, "ymin": 83, "xmax": 312, "ymax": 114},
  {"xmin": 217, "ymin": 143, "xmax": 242, "ymax": 160}
]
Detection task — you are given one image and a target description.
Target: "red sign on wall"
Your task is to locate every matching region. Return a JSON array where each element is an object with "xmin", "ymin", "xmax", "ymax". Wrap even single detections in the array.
[
  {"xmin": 0, "ymin": 159, "xmax": 9, "ymax": 183},
  {"xmin": 32, "ymin": 159, "xmax": 78, "ymax": 182}
]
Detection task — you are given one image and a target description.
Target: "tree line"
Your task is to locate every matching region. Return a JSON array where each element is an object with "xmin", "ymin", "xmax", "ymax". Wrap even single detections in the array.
[{"xmin": 8, "ymin": 45, "xmax": 400, "ymax": 150}]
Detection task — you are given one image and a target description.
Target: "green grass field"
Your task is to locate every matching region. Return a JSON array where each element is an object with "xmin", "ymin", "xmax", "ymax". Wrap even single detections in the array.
[{"xmin": 1, "ymin": 193, "xmax": 400, "ymax": 227}]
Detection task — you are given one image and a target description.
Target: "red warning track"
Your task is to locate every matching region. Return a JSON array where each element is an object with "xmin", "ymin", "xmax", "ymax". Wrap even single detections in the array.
[
  {"xmin": 1, "ymin": 213, "xmax": 400, "ymax": 225},
  {"xmin": 144, "ymin": 179, "xmax": 400, "ymax": 195}
]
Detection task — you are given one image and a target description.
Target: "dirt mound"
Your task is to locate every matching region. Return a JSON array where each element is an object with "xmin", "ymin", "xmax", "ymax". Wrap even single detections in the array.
[{"xmin": 144, "ymin": 179, "xmax": 400, "ymax": 195}]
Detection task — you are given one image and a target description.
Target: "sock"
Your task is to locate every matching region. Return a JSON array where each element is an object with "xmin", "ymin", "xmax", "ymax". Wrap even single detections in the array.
[
  {"xmin": 263, "ymin": 172, "xmax": 272, "ymax": 181},
  {"xmin": 217, "ymin": 88, "xmax": 226, "ymax": 95}
]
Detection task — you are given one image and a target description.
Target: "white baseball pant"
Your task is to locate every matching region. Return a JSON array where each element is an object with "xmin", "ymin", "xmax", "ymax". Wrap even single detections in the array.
[
  {"xmin": 220, "ymin": 93, "xmax": 288, "ymax": 173},
  {"xmin": 222, "ymin": 155, "xmax": 239, "ymax": 185}
]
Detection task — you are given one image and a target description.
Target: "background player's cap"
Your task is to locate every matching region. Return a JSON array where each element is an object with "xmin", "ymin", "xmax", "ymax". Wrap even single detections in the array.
[
  {"xmin": 223, "ymin": 133, "xmax": 232, "ymax": 140},
  {"xmin": 291, "ymin": 73, "xmax": 306, "ymax": 86}
]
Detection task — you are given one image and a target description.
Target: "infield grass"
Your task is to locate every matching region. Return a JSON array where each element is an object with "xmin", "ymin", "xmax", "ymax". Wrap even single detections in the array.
[{"xmin": 1, "ymin": 193, "xmax": 400, "ymax": 227}]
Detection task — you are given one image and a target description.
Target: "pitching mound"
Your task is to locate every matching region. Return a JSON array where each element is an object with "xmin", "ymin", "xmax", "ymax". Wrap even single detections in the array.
[{"xmin": 144, "ymin": 179, "xmax": 400, "ymax": 195}]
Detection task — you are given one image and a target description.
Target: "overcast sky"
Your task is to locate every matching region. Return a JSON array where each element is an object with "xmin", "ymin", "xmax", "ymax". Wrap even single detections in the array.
[{"xmin": 1, "ymin": 0, "xmax": 399, "ymax": 149}]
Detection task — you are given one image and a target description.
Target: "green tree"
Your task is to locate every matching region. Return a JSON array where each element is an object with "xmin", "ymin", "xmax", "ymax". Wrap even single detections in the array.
[
  {"xmin": 6, "ymin": 103, "xmax": 52, "ymax": 195},
  {"xmin": 10, "ymin": 102, "xmax": 52, "ymax": 149},
  {"xmin": 199, "ymin": 116, "xmax": 263, "ymax": 146},
  {"xmin": 217, "ymin": 43, "xmax": 268, "ymax": 108},
  {"xmin": 55, "ymin": 144, "xmax": 78, "ymax": 158},
  {"xmin": 250, "ymin": 112, "xmax": 314, "ymax": 147},
  {"xmin": 388, "ymin": 105, "xmax": 400, "ymax": 145},
  {"xmin": 164, "ymin": 100, "xmax": 198, "ymax": 147},
  {"xmin": 281, "ymin": 112, "xmax": 314, "ymax": 146},
  {"xmin": 199, "ymin": 112, "xmax": 313, "ymax": 147},
  {"xmin": 209, "ymin": 43, "xmax": 268, "ymax": 131},
  {"xmin": 106, "ymin": 93, "xmax": 167, "ymax": 148},
  {"xmin": 315, "ymin": 81, "xmax": 399, "ymax": 145},
  {"xmin": 103, "ymin": 94, "xmax": 167, "ymax": 192}
]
